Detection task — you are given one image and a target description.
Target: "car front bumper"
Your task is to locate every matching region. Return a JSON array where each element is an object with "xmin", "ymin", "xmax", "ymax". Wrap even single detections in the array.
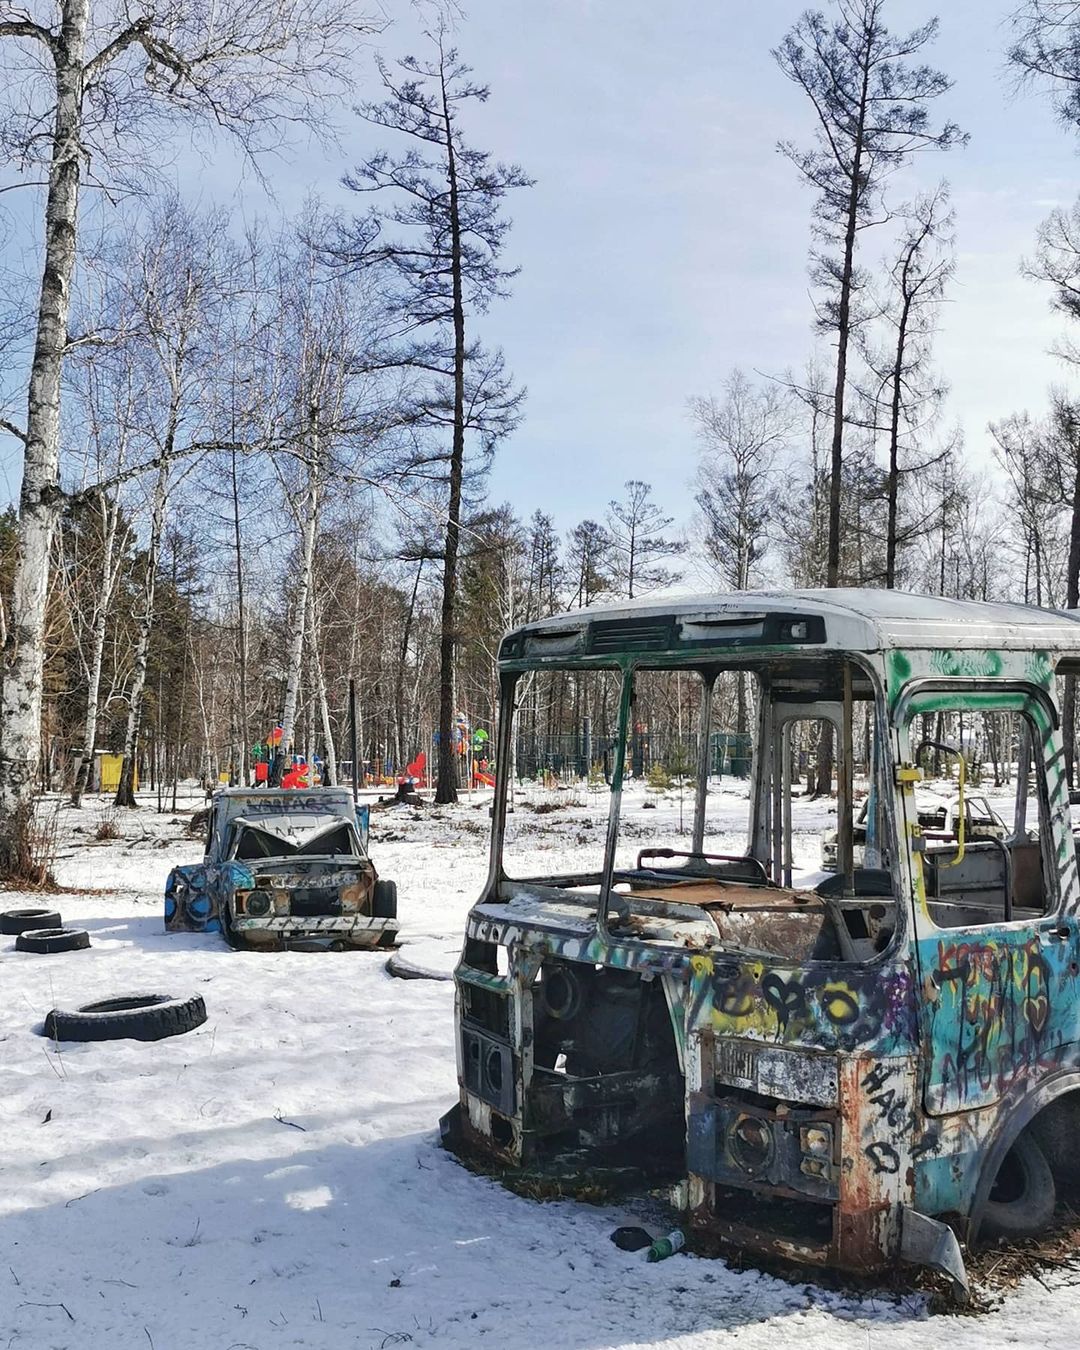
[{"xmin": 231, "ymin": 914, "xmax": 397, "ymax": 948}]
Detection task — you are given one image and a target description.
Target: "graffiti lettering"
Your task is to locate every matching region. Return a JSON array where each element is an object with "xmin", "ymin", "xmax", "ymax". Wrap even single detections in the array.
[
  {"xmin": 930, "ymin": 933, "xmax": 1057, "ymax": 1107},
  {"xmin": 860, "ymin": 1063, "xmax": 891, "ymax": 1095},
  {"xmin": 868, "ymin": 1087, "xmax": 908, "ymax": 1128},
  {"xmin": 238, "ymin": 793, "xmax": 352, "ymax": 815},
  {"xmin": 865, "ymin": 1141, "xmax": 901, "ymax": 1175}
]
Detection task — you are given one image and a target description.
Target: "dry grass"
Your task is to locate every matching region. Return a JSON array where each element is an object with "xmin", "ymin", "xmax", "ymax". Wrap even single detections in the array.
[
  {"xmin": 0, "ymin": 799, "xmax": 60, "ymax": 890},
  {"xmin": 94, "ymin": 804, "xmax": 122, "ymax": 841},
  {"xmin": 961, "ymin": 1207, "xmax": 1080, "ymax": 1306}
]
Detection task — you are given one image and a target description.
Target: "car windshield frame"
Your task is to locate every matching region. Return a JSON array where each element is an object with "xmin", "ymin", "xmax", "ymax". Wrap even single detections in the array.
[{"xmin": 226, "ymin": 817, "xmax": 363, "ymax": 863}]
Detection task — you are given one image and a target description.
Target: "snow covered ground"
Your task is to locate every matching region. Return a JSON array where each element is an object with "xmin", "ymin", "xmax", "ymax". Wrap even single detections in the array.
[{"xmin": 3, "ymin": 782, "xmax": 1080, "ymax": 1349}]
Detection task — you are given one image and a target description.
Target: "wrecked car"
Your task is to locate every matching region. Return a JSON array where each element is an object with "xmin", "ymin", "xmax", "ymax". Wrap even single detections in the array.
[
  {"xmin": 441, "ymin": 589, "xmax": 1080, "ymax": 1296},
  {"xmin": 820, "ymin": 791, "xmax": 1008, "ymax": 870},
  {"xmin": 164, "ymin": 787, "xmax": 397, "ymax": 950}
]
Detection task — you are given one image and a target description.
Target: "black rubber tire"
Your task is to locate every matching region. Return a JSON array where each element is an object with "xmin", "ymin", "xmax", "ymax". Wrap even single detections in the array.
[
  {"xmin": 1, "ymin": 907, "xmax": 63, "ymax": 935},
  {"xmin": 219, "ymin": 902, "xmax": 244, "ymax": 951},
  {"xmin": 43, "ymin": 992, "xmax": 207, "ymax": 1043},
  {"xmin": 385, "ymin": 953, "xmax": 450, "ymax": 982},
  {"xmin": 15, "ymin": 927, "xmax": 90, "ymax": 954},
  {"xmin": 372, "ymin": 879, "xmax": 398, "ymax": 919},
  {"xmin": 981, "ymin": 1130, "xmax": 1057, "ymax": 1241}
]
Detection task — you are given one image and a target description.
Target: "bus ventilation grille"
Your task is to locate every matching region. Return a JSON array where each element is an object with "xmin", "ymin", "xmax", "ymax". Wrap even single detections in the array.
[{"xmin": 587, "ymin": 617, "xmax": 675, "ymax": 654}]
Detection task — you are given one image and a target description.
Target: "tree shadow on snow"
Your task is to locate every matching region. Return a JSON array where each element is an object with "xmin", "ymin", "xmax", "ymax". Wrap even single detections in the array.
[{"xmin": 0, "ymin": 1125, "xmax": 935, "ymax": 1350}]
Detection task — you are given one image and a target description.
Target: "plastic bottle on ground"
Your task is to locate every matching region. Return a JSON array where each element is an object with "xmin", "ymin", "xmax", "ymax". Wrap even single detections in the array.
[{"xmin": 646, "ymin": 1229, "xmax": 685, "ymax": 1263}]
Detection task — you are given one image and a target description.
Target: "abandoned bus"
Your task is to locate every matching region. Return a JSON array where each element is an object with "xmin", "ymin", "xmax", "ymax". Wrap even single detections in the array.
[{"xmin": 440, "ymin": 589, "xmax": 1080, "ymax": 1293}]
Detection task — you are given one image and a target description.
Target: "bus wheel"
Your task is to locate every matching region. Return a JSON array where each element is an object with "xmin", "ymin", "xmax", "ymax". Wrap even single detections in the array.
[{"xmin": 981, "ymin": 1130, "xmax": 1056, "ymax": 1241}]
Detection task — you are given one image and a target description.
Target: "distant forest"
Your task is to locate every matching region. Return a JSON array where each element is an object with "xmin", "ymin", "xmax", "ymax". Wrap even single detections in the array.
[{"xmin": 3, "ymin": 1, "xmax": 1080, "ymax": 877}]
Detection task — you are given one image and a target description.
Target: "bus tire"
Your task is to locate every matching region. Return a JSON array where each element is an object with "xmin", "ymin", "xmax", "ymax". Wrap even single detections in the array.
[{"xmin": 981, "ymin": 1129, "xmax": 1056, "ymax": 1241}]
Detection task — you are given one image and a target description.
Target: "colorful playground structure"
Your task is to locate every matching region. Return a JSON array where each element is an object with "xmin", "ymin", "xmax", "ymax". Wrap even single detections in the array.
[{"xmin": 243, "ymin": 714, "xmax": 497, "ymax": 792}]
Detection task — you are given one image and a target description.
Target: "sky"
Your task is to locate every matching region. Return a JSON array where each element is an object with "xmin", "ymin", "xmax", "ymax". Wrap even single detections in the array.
[{"xmin": 1, "ymin": 0, "xmax": 1078, "ymax": 535}]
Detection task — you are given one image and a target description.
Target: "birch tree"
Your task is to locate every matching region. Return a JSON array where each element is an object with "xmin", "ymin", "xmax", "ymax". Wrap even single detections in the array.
[
  {"xmin": 107, "ymin": 204, "xmax": 237, "ymax": 806},
  {"xmin": 990, "ymin": 412, "xmax": 1062, "ymax": 606},
  {"xmin": 64, "ymin": 344, "xmax": 140, "ymax": 806},
  {"xmin": 68, "ymin": 486, "xmax": 130, "ymax": 806},
  {"xmin": 691, "ymin": 371, "xmax": 789, "ymax": 737},
  {"xmin": 117, "ymin": 456, "xmax": 172, "ymax": 806},
  {"xmin": 275, "ymin": 442, "xmax": 322, "ymax": 783},
  {"xmin": 262, "ymin": 223, "xmax": 365, "ymax": 786},
  {"xmin": 0, "ymin": 0, "xmax": 378, "ymax": 872},
  {"xmin": 691, "ymin": 371, "xmax": 790, "ymax": 592}
]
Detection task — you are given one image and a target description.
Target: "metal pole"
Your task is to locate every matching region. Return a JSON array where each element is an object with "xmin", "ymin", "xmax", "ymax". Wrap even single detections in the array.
[
  {"xmin": 598, "ymin": 670, "xmax": 634, "ymax": 937},
  {"xmin": 692, "ymin": 675, "xmax": 714, "ymax": 855},
  {"xmin": 771, "ymin": 715, "xmax": 784, "ymax": 884},
  {"xmin": 840, "ymin": 664, "xmax": 855, "ymax": 896},
  {"xmin": 782, "ymin": 720, "xmax": 793, "ymax": 887}
]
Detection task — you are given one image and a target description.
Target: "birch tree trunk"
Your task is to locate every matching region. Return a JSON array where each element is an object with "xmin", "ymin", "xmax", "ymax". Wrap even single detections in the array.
[
  {"xmin": 885, "ymin": 286, "xmax": 913, "ymax": 590},
  {"xmin": 231, "ymin": 446, "xmax": 251, "ymax": 785},
  {"xmin": 308, "ymin": 583, "xmax": 337, "ymax": 785},
  {"xmin": 0, "ymin": 0, "xmax": 89, "ymax": 871},
  {"xmin": 71, "ymin": 491, "xmax": 123, "ymax": 806},
  {"xmin": 274, "ymin": 415, "xmax": 321, "ymax": 782},
  {"xmin": 115, "ymin": 459, "xmax": 170, "ymax": 806}
]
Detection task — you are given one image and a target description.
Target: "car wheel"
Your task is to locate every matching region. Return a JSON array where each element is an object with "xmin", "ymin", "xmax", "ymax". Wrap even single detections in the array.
[
  {"xmin": 372, "ymin": 879, "xmax": 397, "ymax": 919},
  {"xmin": 15, "ymin": 927, "xmax": 90, "ymax": 954},
  {"xmin": 43, "ymin": 993, "xmax": 207, "ymax": 1042},
  {"xmin": 981, "ymin": 1130, "xmax": 1056, "ymax": 1241},
  {"xmin": 1, "ymin": 907, "xmax": 63, "ymax": 935},
  {"xmin": 219, "ymin": 903, "xmax": 244, "ymax": 950}
]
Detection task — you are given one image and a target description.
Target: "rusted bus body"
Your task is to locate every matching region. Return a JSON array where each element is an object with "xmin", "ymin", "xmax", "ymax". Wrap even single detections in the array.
[{"xmin": 441, "ymin": 590, "xmax": 1080, "ymax": 1293}]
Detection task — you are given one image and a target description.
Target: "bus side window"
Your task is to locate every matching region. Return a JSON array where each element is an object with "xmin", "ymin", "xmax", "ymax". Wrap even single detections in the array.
[{"xmin": 913, "ymin": 708, "xmax": 1054, "ymax": 927}]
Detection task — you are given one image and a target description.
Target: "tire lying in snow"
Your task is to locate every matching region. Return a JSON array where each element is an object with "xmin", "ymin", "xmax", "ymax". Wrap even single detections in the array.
[
  {"xmin": 385, "ymin": 952, "xmax": 451, "ymax": 982},
  {"xmin": 44, "ymin": 993, "xmax": 207, "ymax": 1043},
  {"xmin": 15, "ymin": 927, "xmax": 90, "ymax": 954},
  {"xmin": 1, "ymin": 907, "xmax": 63, "ymax": 935},
  {"xmin": 981, "ymin": 1129, "xmax": 1057, "ymax": 1241}
]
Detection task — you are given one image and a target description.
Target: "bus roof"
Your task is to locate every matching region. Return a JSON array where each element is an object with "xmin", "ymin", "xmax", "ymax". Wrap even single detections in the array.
[{"xmin": 499, "ymin": 589, "xmax": 1080, "ymax": 662}]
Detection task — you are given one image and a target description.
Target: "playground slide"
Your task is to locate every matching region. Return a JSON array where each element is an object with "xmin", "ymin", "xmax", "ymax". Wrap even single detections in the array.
[{"xmin": 473, "ymin": 772, "xmax": 495, "ymax": 788}]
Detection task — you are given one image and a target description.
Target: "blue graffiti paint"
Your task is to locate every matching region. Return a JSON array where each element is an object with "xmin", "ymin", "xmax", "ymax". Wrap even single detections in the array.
[{"xmin": 164, "ymin": 860, "xmax": 255, "ymax": 933}]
